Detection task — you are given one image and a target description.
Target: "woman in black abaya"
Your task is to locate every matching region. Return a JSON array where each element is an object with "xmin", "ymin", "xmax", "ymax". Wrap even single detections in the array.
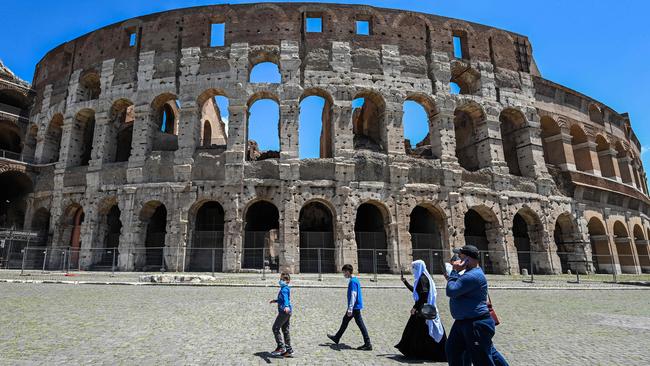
[{"xmin": 395, "ymin": 260, "xmax": 447, "ymax": 361}]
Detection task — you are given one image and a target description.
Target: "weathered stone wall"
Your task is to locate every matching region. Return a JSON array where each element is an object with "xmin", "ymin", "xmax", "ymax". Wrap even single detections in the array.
[{"xmin": 15, "ymin": 3, "xmax": 650, "ymax": 275}]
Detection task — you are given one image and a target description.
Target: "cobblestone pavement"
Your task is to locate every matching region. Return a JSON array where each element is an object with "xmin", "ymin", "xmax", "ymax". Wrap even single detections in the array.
[{"xmin": 0, "ymin": 283, "xmax": 649, "ymax": 365}]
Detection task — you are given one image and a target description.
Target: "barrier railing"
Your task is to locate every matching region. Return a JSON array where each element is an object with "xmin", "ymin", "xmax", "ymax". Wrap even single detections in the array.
[{"xmin": 3, "ymin": 244, "xmax": 648, "ymax": 284}]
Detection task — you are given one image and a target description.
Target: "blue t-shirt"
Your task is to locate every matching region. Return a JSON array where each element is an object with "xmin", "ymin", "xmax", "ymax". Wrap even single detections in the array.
[
  {"xmin": 347, "ymin": 277, "xmax": 363, "ymax": 310},
  {"xmin": 446, "ymin": 266, "xmax": 489, "ymax": 320},
  {"xmin": 277, "ymin": 282, "xmax": 292, "ymax": 313}
]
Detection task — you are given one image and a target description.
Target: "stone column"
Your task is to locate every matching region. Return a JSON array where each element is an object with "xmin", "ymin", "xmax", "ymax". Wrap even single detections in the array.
[
  {"xmin": 485, "ymin": 226, "xmax": 510, "ymax": 274},
  {"xmin": 385, "ymin": 102, "xmax": 405, "ymax": 156},
  {"xmin": 279, "ymin": 187, "xmax": 299, "ymax": 273},
  {"xmin": 117, "ymin": 187, "xmax": 138, "ymax": 271},
  {"xmin": 223, "ymin": 189, "xmax": 243, "ymax": 272},
  {"xmin": 572, "ymin": 140, "xmax": 598, "ymax": 174},
  {"xmin": 514, "ymin": 115, "xmax": 549, "ymax": 178},
  {"xmin": 475, "ymin": 117, "xmax": 507, "ymax": 172},
  {"xmin": 173, "ymin": 103, "xmax": 199, "ymax": 181},
  {"xmin": 279, "ymin": 101, "xmax": 299, "ymax": 161},
  {"xmin": 78, "ymin": 204, "xmax": 100, "ymax": 270},
  {"xmin": 126, "ymin": 104, "xmax": 153, "ymax": 183},
  {"xmin": 430, "ymin": 103, "xmax": 458, "ymax": 164}
]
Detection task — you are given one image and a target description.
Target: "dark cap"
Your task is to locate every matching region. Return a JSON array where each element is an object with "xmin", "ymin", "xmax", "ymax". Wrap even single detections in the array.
[{"xmin": 452, "ymin": 245, "xmax": 480, "ymax": 259}]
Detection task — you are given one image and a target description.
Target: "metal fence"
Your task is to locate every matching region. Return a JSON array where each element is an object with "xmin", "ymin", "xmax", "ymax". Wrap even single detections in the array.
[{"xmin": 2, "ymin": 242, "xmax": 648, "ymax": 284}]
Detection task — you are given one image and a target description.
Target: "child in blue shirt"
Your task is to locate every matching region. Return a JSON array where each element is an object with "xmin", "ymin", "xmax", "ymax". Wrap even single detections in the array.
[
  {"xmin": 327, "ymin": 264, "xmax": 372, "ymax": 350},
  {"xmin": 269, "ymin": 272, "xmax": 293, "ymax": 357}
]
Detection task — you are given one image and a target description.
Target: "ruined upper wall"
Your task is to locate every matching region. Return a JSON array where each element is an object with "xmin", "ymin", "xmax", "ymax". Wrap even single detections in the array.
[{"xmin": 31, "ymin": 3, "xmax": 533, "ymax": 96}]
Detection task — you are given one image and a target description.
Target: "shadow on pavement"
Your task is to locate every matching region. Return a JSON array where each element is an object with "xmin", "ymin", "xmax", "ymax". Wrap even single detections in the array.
[
  {"xmin": 253, "ymin": 351, "xmax": 273, "ymax": 364},
  {"xmin": 378, "ymin": 353, "xmax": 431, "ymax": 364},
  {"xmin": 319, "ymin": 342, "xmax": 353, "ymax": 351}
]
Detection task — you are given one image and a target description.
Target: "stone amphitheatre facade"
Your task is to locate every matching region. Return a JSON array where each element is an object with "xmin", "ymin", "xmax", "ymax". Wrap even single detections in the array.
[{"xmin": 1, "ymin": 2, "xmax": 649, "ymax": 275}]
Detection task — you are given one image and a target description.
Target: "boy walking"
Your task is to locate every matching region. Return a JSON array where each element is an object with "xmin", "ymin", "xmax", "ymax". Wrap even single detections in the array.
[
  {"xmin": 269, "ymin": 272, "xmax": 294, "ymax": 357},
  {"xmin": 327, "ymin": 264, "xmax": 372, "ymax": 350}
]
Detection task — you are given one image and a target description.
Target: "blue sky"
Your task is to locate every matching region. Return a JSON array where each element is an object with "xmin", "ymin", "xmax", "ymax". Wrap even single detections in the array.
[{"xmin": 1, "ymin": 0, "xmax": 648, "ymax": 164}]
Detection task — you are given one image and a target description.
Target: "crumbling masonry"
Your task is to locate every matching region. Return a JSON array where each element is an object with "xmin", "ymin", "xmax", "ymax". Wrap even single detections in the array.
[{"xmin": 1, "ymin": 3, "xmax": 649, "ymax": 275}]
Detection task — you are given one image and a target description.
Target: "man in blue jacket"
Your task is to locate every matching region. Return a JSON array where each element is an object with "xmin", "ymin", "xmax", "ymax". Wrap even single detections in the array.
[
  {"xmin": 327, "ymin": 264, "xmax": 372, "ymax": 350},
  {"xmin": 445, "ymin": 245, "xmax": 508, "ymax": 366},
  {"xmin": 269, "ymin": 272, "xmax": 293, "ymax": 357}
]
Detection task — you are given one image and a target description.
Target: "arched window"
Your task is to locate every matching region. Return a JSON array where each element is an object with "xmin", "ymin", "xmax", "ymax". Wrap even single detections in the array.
[
  {"xmin": 570, "ymin": 125, "xmax": 593, "ymax": 173},
  {"xmin": 499, "ymin": 108, "xmax": 527, "ymax": 176},
  {"xmin": 41, "ymin": 114, "xmax": 63, "ymax": 164},
  {"xmin": 199, "ymin": 94, "xmax": 229, "ymax": 148},
  {"xmin": 403, "ymin": 100, "xmax": 431, "ymax": 157},
  {"xmin": 249, "ymin": 62, "xmax": 281, "ymax": 83},
  {"xmin": 0, "ymin": 171, "xmax": 33, "ymax": 229},
  {"xmin": 299, "ymin": 93, "xmax": 332, "ymax": 159},
  {"xmin": 615, "ymin": 142, "xmax": 633, "ymax": 184},
  {"xmin": 299, "ymin": 202, "xmax": 335, "ymax": 272},
  {"xmin": 243, "ymin": 201, "xmax": 279, "ymax": 269},
  {"xmin": 68, "ymin": 109, "xmax": 95, "ymax": 167},
  {"xmin": 355, "ymin": 203, "xmax": 390, "ymax": 273},
  {"xmin": 352, "ymin": 92, "xmax": 386, "ymax": 152},
  {"xmin": 540, "ymin": 116, "xmax": 562, "ymax": 166},
  {"xmin": 454, "ymin": 102, "xmax": 485, "ymax": 171},
  {"xmin": 108, "ymin": 100, "xmax": 134, "ymax": 163},
  {"xmin": 77, "ymin": 72, "xmax": 101, "ymax": 102},
  {"xmin": 0, "ymin": 120, "xmax": 22, "ymax": 156},
  {"xmin": 151, "ymin": 94, "xmax": 179, "ymax": 152},
  {"xmin": 247, "ymin": 97, "xmax": 280, "ymax": 161}
]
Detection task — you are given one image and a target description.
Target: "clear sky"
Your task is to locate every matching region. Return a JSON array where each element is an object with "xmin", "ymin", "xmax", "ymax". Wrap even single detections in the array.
[{"xmin": 1, "ymin": 0, "xmax": 648, "ymax": 164}]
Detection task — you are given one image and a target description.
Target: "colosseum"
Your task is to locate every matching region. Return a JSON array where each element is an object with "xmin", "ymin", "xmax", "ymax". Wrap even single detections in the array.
[{"xmin": 1, "ymin": 2, "xmax": 648, "ymax": 275}]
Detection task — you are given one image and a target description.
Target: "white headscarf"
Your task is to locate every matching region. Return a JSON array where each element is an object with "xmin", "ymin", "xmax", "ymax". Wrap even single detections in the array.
[{"xmin": 412, "ymin": 260, "xmax": 445, "ymax": 343}]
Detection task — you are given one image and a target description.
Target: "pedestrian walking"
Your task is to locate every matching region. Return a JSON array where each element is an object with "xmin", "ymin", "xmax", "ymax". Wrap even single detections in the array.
[
  {"xmin": 444, "ymin": 245, "xmax": 508, "ymax": 366},
  {"xmin": 395, "ymin": 260, "xmax": 447, "ymax": 361},
  {"xmin": 327, "ymin": 264, "xmax": 372, "ymax": 350},
  {"xmin": 269, "ymin": 272, "xmax": 294, "ymax": 357}
]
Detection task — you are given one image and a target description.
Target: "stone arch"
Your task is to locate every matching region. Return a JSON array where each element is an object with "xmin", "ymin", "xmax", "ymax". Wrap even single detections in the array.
[
  {"xmin": 632, "ymin": 224, "xmax": 650, "ymax": 273},
  {"xmin": 244, "ymin": 3, "xmax": 289, "ymax": 23},
  {"xmin": 243, "ymin": 200, "xmax": 280, "ymax": 270},
  {"xmin": 450, "ymin": 60, "xmax": 481, "ymax": 95},
  {"xmin": 299, "ymin": 88, "xmax": 334, "ymax": 159},
  {"xmin": 390, "ymin": 13, "xmax": 431, "ymax": 52},
  {"xmin": 355, "ymin": 200, "xmax": 391, "ymax": 273},
  {"xmin": 93, "ymin": 198, "xmax": 122, "ymax": 269},
  {"xmin": 454, "ymin": 101, "xmax": 485, "ymax": 171},
  {"xmin": 68, "ymin": 108, "xmax": 96, "ymax": 167},
  {"xmin": 77, "ymin": 71, "xmax": 101, "ymax": 102},
  {"xmin": 0, "ymin": 170, "xmax": 33, "ymax": 229},
  {"xmin": 0, "ymin": 119, "xmax": 23, "ymax": 156},
  {"xmin": 188, "ymin": 200, "xmax": 225, "ymax": 272},
  {"xmin": 512, "ymin": 207, "xmax": 547, "ymax": 274},
  {"xmin": 588, "ymin": 103, "xmax": 603, "ymax": 124},
  {"xmin": 299, "ymin": 200, "xmax": 336, "ymax": 273},
  {"xmin": 587, "ymin": 216, "xmax": 612, "ymax": 273},
  {"xmin": 499, "ymin": 108, "xmax": 528, "ymax": 176},
  {"xmin": 409, "ymin": 203, "xmax": 447, "ymax": 274},
  {"xmin": 198, "ymin": 89, "xmax": 229, "ymax": 149},
  {"xmin": 61, "ymin": 203, "xmax": 84, "ymax": 267},
  {"xmin": 613, "ymin": 221, "xmax": 635, "ymax": 273},
  {"xmin": 463, "ymin": 205, "xmax": 503, "ymax": 274},
  {"xmin": 352, "ymin": 90, "xmax": 387, "ymax": 153},
  {"xmin": 22, "ymin": 124, "xmax": 38, "ymax": 162},
  {"xmin": 540, "ymin": 115, "xmax": 563, "ymax": 166},
  {"xmin": 151, "ymin": 93, "xmax": 180, "ymax": 151},
  {"xmin": 246, "ymin": 92, "xmax": 280, "ymax": 161},
  {"xmin": 108, "ymin": 99, "xmax": 135, "ymax": 163},
  {"xmin": 40, "ymin": 113, "xmax": 64, "ymax": 164},
  {"xmin": 595, "ymin": 134, "xmax": 615, "ymax": 178},
  {"xmin": 553, "ymin": 212, "xmax": 581, "ymax": 273},
  {"xmin": 139, "ymin": 201, "xmax": 167, "ymax": 271},
  {"xmin": 403, "ymin": 93, "xmax": 438, "ymax": 158},
  {"xmin": 570, "ymin": 124, "xmax": 593, "ymax": 173}
]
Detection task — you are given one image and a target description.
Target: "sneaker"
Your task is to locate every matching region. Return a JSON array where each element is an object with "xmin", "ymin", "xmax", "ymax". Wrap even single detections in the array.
[
  {"xmin": 271, "ymin": 347, "xmax": 285, "ymax": 356},
  {"xmin": 356, "ymin": 344, "xmax": 373, "ymax": 351},
  {"xmin": 282, "ymin": 350, "xmax": 294, "ymax": 358},
  {"xmin": 327, "ymin": 334, "xmax": 340, "ymax": 345}
]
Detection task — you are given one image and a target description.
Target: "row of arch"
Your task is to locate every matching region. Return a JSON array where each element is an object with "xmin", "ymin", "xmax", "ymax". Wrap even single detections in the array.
[
  {"xmin": 46, "ymin": 196, "xmax": 650, "ymax": 274},
  {"xmin": 540, "ymin": 116, "xmax": 647, "ymax": 193}
]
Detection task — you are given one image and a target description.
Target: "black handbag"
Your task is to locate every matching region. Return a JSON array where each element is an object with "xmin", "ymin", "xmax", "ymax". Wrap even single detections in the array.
[{"xmin": 419, "ymin": 304, "xmax": 437, "ymax": 320}]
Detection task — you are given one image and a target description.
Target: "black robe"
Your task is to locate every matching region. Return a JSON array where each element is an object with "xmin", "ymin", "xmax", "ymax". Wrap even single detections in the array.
[{"xmin": 395, "ymin": 274, "xmax": 447, "ymax": 361}]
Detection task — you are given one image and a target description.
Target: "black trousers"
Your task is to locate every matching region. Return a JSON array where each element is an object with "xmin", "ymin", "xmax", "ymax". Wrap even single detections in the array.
[
  {"xmin": 272, "ymin": 312, "xmax": 292, "ymax": 351},
  {"xmin": 333, "ymin": 309, "xmax": 371, "ymax": 345}
]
